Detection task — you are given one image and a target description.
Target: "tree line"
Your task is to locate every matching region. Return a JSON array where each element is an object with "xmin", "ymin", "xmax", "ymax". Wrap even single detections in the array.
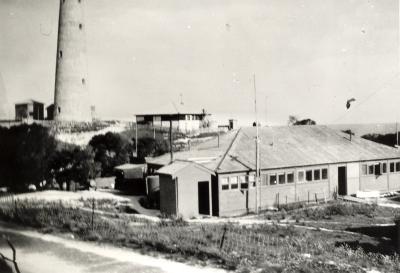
[{"xmin": 0, "ymin": 124, "xmax": 170, "ymax": 192}]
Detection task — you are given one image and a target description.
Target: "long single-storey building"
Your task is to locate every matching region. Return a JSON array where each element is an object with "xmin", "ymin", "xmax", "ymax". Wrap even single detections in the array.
[
  {"xmin": 135, "ymin": 103, "xmax": 209, "ymax": 133},
  {"xmin": 148, "ymin": 126, "xmax": 400, "ymax": 219}
]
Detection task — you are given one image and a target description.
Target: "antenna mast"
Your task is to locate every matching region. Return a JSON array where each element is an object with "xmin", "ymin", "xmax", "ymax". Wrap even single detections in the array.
[{"xmin": 254, "ymin": 74, "xmax": 260, "ymax": 214}]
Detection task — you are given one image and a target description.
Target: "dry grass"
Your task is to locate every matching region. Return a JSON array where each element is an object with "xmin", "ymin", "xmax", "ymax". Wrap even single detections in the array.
[{"xmin": 0, "ymin": 199, "xmax": 400, "ymax": 272}]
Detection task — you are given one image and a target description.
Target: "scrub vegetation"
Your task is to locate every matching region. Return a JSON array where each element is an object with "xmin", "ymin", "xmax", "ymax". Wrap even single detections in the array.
[{"xmin": 0, "ymin": 198, "xmax": 400, "ymax": 272}]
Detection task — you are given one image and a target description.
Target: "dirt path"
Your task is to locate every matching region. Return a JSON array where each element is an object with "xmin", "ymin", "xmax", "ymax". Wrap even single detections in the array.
[{"xmin": 0, "ymin": 224, "xmax": 227, "ymax": 273}]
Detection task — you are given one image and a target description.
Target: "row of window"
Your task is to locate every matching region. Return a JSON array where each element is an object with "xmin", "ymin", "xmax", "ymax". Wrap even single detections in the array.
[
  {"xmin": 221, "ymin": 175, "xmax": 256, "ymax": 190},
  {"xmin": 221, "ymin": 168, "xmax": 329, "ymax": 190},
  {"xmin": 361, "ymin": 161, "xmax": 400, "ymax": 176}
]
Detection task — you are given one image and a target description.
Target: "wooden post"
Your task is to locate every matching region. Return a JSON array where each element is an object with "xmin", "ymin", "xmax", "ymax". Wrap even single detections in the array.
[
  {"xmin": 219, "ymin": 225, "xmax": 228, "ymax": 250},
  {"xmin": 91, "ymin": 198, "xmax": 95, "ymax": 231},
  {"xmin": 315, "ymin": 193, "xmax": 318, "ymax": 204},
  {"xmin": 396, "ymin": 219, "xmax": 400, "ymax": 254},
  {"xmin": 277, "ymin": 193, "xmax": 280, "ymax": 209},
  {"xmin": 135, "ymin": 121, "xmax": 138, "ymax": 158},
  {"xmin": 308, "ymin": 191, "xmax": 310, "ymax": 204},
  {"xmin": 169, "ymin": 119, "xmax": 173, "ymax": 163}
]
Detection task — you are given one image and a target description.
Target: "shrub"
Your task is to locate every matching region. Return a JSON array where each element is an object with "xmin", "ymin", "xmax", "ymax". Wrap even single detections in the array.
[{"xmin": 301, "ymin": 202, "xmax": 377, "ymax": 220}]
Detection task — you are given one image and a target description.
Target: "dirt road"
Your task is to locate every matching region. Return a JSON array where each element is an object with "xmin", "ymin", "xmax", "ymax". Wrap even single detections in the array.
[{"xmin": 0, "ymin": 225, "xmax": 227, "ymax": 273}]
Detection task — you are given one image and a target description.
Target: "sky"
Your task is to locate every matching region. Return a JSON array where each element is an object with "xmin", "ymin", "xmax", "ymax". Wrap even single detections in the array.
[{"xmin": 0, "ymin": 0, "xmax": 399, "ymax": 125}]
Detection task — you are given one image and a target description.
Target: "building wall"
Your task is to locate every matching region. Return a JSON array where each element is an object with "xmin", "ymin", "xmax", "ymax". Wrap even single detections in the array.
[
  {"xmin": 139, "ymin": 115, "xmax": 203, "ymax": 133},
  {"xmin": 159, "ymin": 166, "xmax": 212, "ymax": 219},
  {"xmin": 346, "ymin": 162, "xmax": 359, "ymax": 195},
  {"xmin": 159, "ymin": 174, "xmax": 177, "ymax": 216},
  {"xmin": 15, "ymin": 104, "xmax": 28, "ymax": 120},
  {"xmin": 176, "ymin": 166, "xmax": 212, "ymax": 219},
  {"xmin": 33, "ymin": 102, "xmax": 44, "ymax": 120},
  {"xmin": 359, "ymin": 159, "xmax": 400, "ymax": 192},
  {"xmin": 328, "ymin": 164, "xmax": 339, "ymax": 194},
  {"xmin": 389, "ymin": 172, "xmax": 400, "ymax": 190},
  {"xmin": 218, "ymin": 164, "xmax": 334, "ymax": 217},
  {"xmin": 218, "ymin": 159, "xmax": 400, "ymax": 217},
  {"xmin": 360, "ymin": 172, "xmax": 388, "ymax": 192}
]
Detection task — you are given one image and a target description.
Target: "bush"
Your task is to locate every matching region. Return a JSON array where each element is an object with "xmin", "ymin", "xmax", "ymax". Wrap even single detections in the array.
[
  {"xmin": 302, "ymin": 203, "xmax": 377, "ymax": 220},
  {"xmin": 0, "ymin": 124, "xmax": 57, "ymax": 192},
  {"xmin": 89, "ymin": 132, "xmax": 132, "ymax": 176}
]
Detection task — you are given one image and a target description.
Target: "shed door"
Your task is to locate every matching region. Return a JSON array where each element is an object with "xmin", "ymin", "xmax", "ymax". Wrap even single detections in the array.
[
  {"xmin": 338, "ymin": 166, "xmax": 347, "ymax": 195},
  {"xmin": 198, "ymin": 181, "xmax": 210, "ymax": 215}
]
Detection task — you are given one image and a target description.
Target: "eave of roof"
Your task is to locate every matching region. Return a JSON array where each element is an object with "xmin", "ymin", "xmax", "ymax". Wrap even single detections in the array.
[
  {"xmin": 156, "ymin": 160, "xmax": 215, "ymax": 178},
  {"xmin": 15, "ymin": 99, "xmax": 44, "ymax": 105}
]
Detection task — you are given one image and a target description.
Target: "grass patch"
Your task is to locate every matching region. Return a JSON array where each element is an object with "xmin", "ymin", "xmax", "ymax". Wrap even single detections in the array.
[{"xmin": 1, "ymin": 199, "xmax": 400, "ymax": 272}]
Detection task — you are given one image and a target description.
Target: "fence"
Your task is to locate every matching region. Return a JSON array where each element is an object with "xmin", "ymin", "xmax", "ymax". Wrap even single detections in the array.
[{"xmin": 0, "ymin": 194, "xmax": 328, "ymax": 263}]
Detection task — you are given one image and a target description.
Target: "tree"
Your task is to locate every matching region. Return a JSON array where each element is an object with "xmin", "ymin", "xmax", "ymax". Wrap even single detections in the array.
[
  {"xmin": 49, "ymin": 147, "xmax": 101, "ymax": 189},
  {"xmin": 136, "ymin": 137, "xmax": 170, "ymax": 161},
  {"xmin": 89, "ymin": 132, "xmax": 132, "ymax": 176},
  {"xmin": 288, "ymin": 115, "xmax": 298, "ymax": 126},
  {"xmin": 288, "ymin": 116, "xmax": 316, "ymax": 126},
  {"xmin": 362, "ymin": 133, "xmax": 398, "ymax": 147},
  {"xmin": 0, "ymin": 124, "xmax": 57, "ymax": 192}
]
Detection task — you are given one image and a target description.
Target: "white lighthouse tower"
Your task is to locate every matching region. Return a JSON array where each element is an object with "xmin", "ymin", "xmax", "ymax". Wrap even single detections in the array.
[{"xmin": 54, "ymin": 0, "xmax": 91, "ymax": 121}]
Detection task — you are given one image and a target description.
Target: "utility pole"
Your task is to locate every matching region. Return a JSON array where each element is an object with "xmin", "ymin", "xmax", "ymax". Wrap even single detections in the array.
[
  {"xmin": 254, "ymin": 74, "xmax": 260, "ymax": 214},
  {"xmin": 169, "ymin": 119, "xmax": 173, "ymax": 163},
  {"xmin": 135, "ymin": 119, "xmax": 138, "ymax": 158}
]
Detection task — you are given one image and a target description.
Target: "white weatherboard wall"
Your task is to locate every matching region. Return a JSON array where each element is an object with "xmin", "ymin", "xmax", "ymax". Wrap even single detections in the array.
[{"xmin": 346, "ymin": 162, "xmax": 360, "ymax": 195}]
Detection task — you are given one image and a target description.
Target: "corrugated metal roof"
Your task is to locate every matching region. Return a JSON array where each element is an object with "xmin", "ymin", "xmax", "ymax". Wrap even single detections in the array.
[
  {"xmin": 218, "ymin": 126, "xmax": 400, "ymax": 172},
  {"xmin": 114, "ymin": 163, "xmax": 146, "ymax": 170},
  {"xmin": 156, "ymin": 160, "xmax": 214, "ymax": 178},
  {"xmin": 146, "ymin": 129, "xmax": 239, "ymax": 170},
  {"xmin": 135, "ymin": 102, "xmax": 206, "ymax": 116},
  {"xmin": 148, "ymin": 126, "xmax": 400, "ymax": 173},
  {"xmin": 15, "ymin": 99, "xmax": 44, "ymax": 105}
]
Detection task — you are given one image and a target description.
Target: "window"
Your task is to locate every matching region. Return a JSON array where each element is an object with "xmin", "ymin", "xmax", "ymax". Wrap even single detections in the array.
[
  {"xmin": 269, "ymin": 174, "xmax": 277, "ymax": 185},
  {"xmin": 261, "ymin": 174, "xmax": 268, "ymax": 186},
  {"xmin": 248, "ymin": 175, "xmax": 255, "ymax": 187},
  {"xmin": 287, "ymin": 172, "xmax": 294, "ymax": 183},
  {"xmin": 322, "ymin": 168, "xmax": 328, "ymax": 179},
  {"xmin": 79, "ymin": 23, "xmax": 83, "ymax": 30},
  {"xmin": 374, "ymin": 164, "xmax": 381, "ymax": 175},
  {"xmin": 298, "ymin": 171, "xmax": 304, "ymax": 182},
  {"xmin": 59, "ymin": 50, "xmax": 62, "ymax": 59},
  {"xmin": 396, "ymin": 162, "xmax": 400, "ymax": 172},
  {"xmin": 390, "ymin": 162, "xmax": 395, "ymax": 173},
  {"xmin": 382, "ymin": 163, "xmax": 387, "ymax": 174},
  {"xmin": 221, "ymin": 178, "xmax": 229, "ymax": 190},
  {"xmin": 239, "ymin": 176, "xmax": 248, "ymax": 189},
  {"xmin": 278, "ymin": 173, "xmax": 285, "ymax": 184},
  {"xmin": 361, "ymin": 164, "xmax": 367, "ymax": 175},
  {"xmin": 314, "ymin": 169, "xmax": 320, "ymax": 180},
  {"xmin": 82, "ymin": 78, "xmax": 86, "ymax": 85},
  {"xmin": 306, "ymin": 170, "xmax": 312, "ymax": 181},
  {"xmin": 230, "ymin": 177, "xmax": 238, "ymax": 189},
  {"xmin": 368, "ymin": 165, "xmax": 374, "ymax": 175}
]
